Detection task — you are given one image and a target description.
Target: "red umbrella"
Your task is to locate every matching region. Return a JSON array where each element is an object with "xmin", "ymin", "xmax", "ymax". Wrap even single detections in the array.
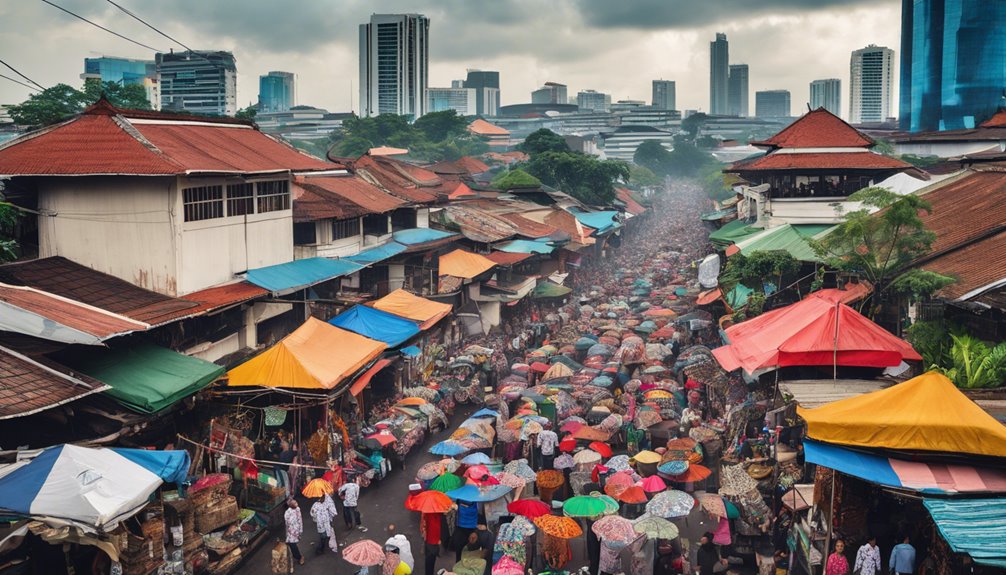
[
  {"xmin": 405, "ymin": 490, "xmax": 453, "ymax": 513},
  {"xmin": 669, "ymin": 464, "xmax": 712, "ymax": 483},
  {"xmin": 589, "ymin": 442, "xmax": 613, "ymax": 458},
  {"xmin": 508, "ymin": 499, "xmax": 551, "ymax": 518},
  {"xmin": 640, "ymin": 475, "xmax": 667, "ymax": 493},
  {"xmin": 559, "ymin": 438, "xmax": 577, "ymax": 452},
  {"xmin": 617, "ymin": 486, "xmax": 648, "ymax": 504},
  {"xmin": 464, "ymin": 464, "xmax": 490, "ymax": 480},
  {"xmin": 530, "ymin": 362, "xmax": 550, "ymax": 373},
  {"xmin": 560, "ymin": 421, "xmax": 584, "ymax": 434}
]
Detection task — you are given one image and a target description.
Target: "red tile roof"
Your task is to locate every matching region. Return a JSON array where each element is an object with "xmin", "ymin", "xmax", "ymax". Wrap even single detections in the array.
[
  {"xmin": 351, "ymin": 155, "xmax": 439, "ymax": 204},
  {"xmin": 922, "ymin": 230, "xmax": 1006, "ymax": 300},
  {"xmin": 485, "ymin": 251, "xmax": 534, "ymax": 266},
  {"xmin": 615, "ymin": 188, "xmax": 647, "ymax": 216},
  {"xmin": 0, "ymin": 346, "xmax": 108, "ymax": 419},
  {"xmin": 750, "ymin": 108, "xmax": 875, "ymax": 149},
  {"xmin": 0, "ymin": 99, "xmax": 336, "ymax": 176},
  {"xmin": 468, "ymin": 118, "xmax": 509, "ymax": 136},
  {"xmin": 448, "ymin": 182, "xmax": 477, "ymax": 200},
  {"xmin": 980, "ymin": 110, "xmax": 1006, "ymax": 128},
  {"xmin": 0, "ymin": 283, "xmax": 148, "ymax": 340},
  {"xmin": 179, "ymin": 281, "xmax": 268, "ymax": 316},
  {"xmin": 497, "ymin": 213, "xmax": 558, "ymax": 238},
  {"xmin": 293, "ymin": 175, "xmax": 405, "ymax": 222},
  {"xmin": 915, "ymin": 171, "xmax": 1006, "ymax": 256},
  {"xmin": 727, "ymin": 151, "xmax": 912, "ymax": 172},
  {"xmin": 430, "ymin": 157, "xmax": 491, "ymax": 176}
]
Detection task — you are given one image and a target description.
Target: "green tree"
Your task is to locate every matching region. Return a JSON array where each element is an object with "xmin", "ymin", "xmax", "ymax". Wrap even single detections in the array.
[
  {"xmin": 491, "ymin": 169, "xmax": 542, "ymax": 190},
  {"xmin": 518, "ymin": 128, "xmax": 570, "ymax": 155},
  {"xmin": 720, "ymin": 251, "xmax": 801, "ymax": 295},
  {"xmin": 681, "ymin": 112, "xmax": 708, "ymax": 139},
  {"xmin": 635, "ymin": 139, "xmax": 718, "ymax": 179},
  {"xmin": 628, "ymin": 164, "xmax": 661, "ymax": 188},
  {"xmin": 524, "ymin": 152, "xmax": 628, "ymax": 205},
  {"xmin": 235, "ymin": 105, "xmax": 258, "ymax": 122},
  {"xmin": 0, "ymin": 202, "xmax": 20, "ymax": 262},
  {"xmin": 81, "ymin": 79, "xmax": 151, "ymax": 110},
  {"xmin": 633, "ymin": 140, "xmax": 674, "ymax": 175},
  {"xmin": 935, "ymin": 333, "xmax": 1006, "ymax": 389},
  {"xmin": 810, "ymin": 187, "xmax": 955, "ymax": 316},
  {"xmin": 8, "ymin": 80, "xmax": 152, "ymax": 129},
  {"xmin": 412, "ymin": 110, "xmax": 467, "ymax": 142}
]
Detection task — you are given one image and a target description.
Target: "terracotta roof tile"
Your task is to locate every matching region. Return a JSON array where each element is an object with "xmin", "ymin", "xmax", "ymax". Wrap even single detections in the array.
[
  {"xmin": 485, "ymin": 251, "xmax": 534, "ymax": 266},
  {"xmin": 727, "ymin": 151, "xmax": 911, "ymax": 172},
  {"xmin": 0, "ymin": 283, "xmax": 148, "ymax": 340},
  {"xmin": 615, "ymin": 188, "xmax": 647, "ymax": 216},
  {"xmin": 352, "ymin": 155, "xmax": 438, "ymax": 204},
  {"xmin": 468, "ymin": 118, "xmax": 510, "ymax": 136},
  {"xmin": 923, "ymin": 231, "xmax": 1006, "ymax": 300},
  {"xmin": 980, "ymin": 110, "xmax": 1006, "ymax": 128},
  {"xmin": 916, "ymin": 171, "xmax": 1006, "ymax": 256},
  {"xmin": 0, "ymin": 346, "xmax": 108, "ymax": 419},
  {"xmin": 293, "ymin": 175, "xmax": 405, "ymax": 222},
  {"xmin": 751, "ymin": 108, "xmax": 875, "ymax": 149}
]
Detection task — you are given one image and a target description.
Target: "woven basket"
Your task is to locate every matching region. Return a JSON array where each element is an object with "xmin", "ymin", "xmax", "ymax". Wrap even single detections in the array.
[{"xmin": 196, "ymin": 496, "xmax": 239, "ymax": 534}]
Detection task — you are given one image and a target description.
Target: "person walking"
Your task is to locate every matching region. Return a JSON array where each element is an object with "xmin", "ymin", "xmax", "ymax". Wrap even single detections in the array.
[
  {"xmin": 853, "ymin": 536, "xmax": 882, "ymax": 575},
  {"xmin": 536, "ymin": 425, "xmax": 558, "ymax": 470},
  {"xmin": 310, "ymin": 494, "xmax": 337, "ymax": 555},
  {"xmin": 339, "ymin": 477, "xmax": 367, "ymax": 532},
  {"xmin": 283, "ymin": 499, "xmax": 305, "ymax": 568},
  {"xmin": 889, "ymin": 535, "xmax": 916, "ymax": 575},
  {"xmin": 452, "ymin": 500, "xmax": 478, "ymax": 561},
  {"xmin": 386, "ymin": 528, "xmax": 415, "ymax": 573},
  {"xmin": 825, "ymin": 540, "xmax": 848, "ymax": 575},
  {"xmin": 696, "ymin": 532, "xmax": 728, "ymax": 575},
  {"xmin": 420, "ymin": 512, "xmax": 443, "ymax": 575}
]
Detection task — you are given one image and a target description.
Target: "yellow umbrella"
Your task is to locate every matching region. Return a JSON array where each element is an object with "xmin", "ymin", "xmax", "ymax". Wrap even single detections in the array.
[
  {"xmin": 397, "ymin": 397, "xmax": 428, "ymax": 406},
  {"xmin": 632, "ymin": 450, "xmax": 661, "ymax": 464},
  {"xmin": 302, "ymin": 478, "xmax": 334, "ymax": 498}
]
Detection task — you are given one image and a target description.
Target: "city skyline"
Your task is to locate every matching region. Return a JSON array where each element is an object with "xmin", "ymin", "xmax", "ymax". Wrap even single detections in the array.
[{"xmin": 0, "ymin": 1, "xmax": 901, "ymax": 117}]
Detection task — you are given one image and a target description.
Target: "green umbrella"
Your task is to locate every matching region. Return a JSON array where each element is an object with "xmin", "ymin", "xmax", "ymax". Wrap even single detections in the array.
[
  {"xmin": 563, "ymin": 495, "xmax": 609, "ymax": 518},
  {"xmin": 632, "ymin": 513, "xmax": 679, "ymax": 539},
  {"xmin": 594, "ymin": 494, "xmax": 620, "ymax": 515},
  {"xmin": 430, "ymin": 473, "xmax": 464, "ymax": 493},
  {"xmin": 724, "ymin": 499, "xmax": 740, "ymax": 519}
]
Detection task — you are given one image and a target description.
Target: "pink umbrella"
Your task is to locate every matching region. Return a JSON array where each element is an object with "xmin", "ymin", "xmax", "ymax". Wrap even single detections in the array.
[
  {"xmin": 465, "ymin": 464, "xmax": 490, "ymax": 480},
  {"xmin": 640, "ymin": 475, "xmax": 667, "ymax": 493},
  {"xmin": 492, "ymin": 555, "xmax": 524, "ymax": 575}
]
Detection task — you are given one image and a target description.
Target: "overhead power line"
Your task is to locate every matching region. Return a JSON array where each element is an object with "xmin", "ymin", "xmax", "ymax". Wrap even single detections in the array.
[
  {"xmin": 0, "ymin": 73, "xmax": 39, "ymax": 92},
  {"xmin": 38, "ymin": 0, "xmax": 163, "ymax": 52},
  {"xmin": 103, "ymin": 0, "xmax": 194, "ymax": 52},
  {"xmin": 0, "ymin": 58, "xmax": 45, "ymax": 90}
]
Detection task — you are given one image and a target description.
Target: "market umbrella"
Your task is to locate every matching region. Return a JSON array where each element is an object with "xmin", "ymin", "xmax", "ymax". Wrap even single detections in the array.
[
  {"xmin": 640, "ymin": 475, "xmax": 667, "ymax": 493},
  {"xmin": 430, "ymin": 473, "xmax": 464, "ymax": 493},
  {"xmin": 536, "ymin": 470, "xmax": 565, "ymax": 489},
  {"xmin": 363, "ymin": 432, "xmax": 397, "ymax": 450},
  {"xmin": 533, "ymin": 515, "xmax": 583, "ymax": 538},
  {"xmin": 617, "ymin": 486, "xmax": 648, "ymax": 504},
  {"xmin": 591, "ymin": 515, "xmax": 638, "ymax": 545},
  {"xmin": 461, "ymin": 452, "xmax": 492, "ymax": 465},
  {"xmin": 503, "ymin": 459, "xmax": 537, "ymax": 482},
  {"xmin": 572, "ymin": 427, "xmax": 611, "ymax": 441},
  {"xmin": 605, "ymin": 455, "xmax": 632, "ymax": 472},
  {"xmin": 553, "ymin": 453, "xmax": 575, "ymax": 470},
  {"xmin": 558, "ymin": 438, "xmax": 577, "ymax": 452},
  {"xmin": 492, "ymin": 555, "xmax": 525, "ymax": 575},
  {"xmin": 645, "ymin": 490, "xmax": 694, "ymax": 518},
  {"xmin": 604, "ymin": 471, "xmax": 635, "ymax": 491},
  {"xmin": 406, "ymin": 490, "xmax": 453, "ymax": 513},
  {"xmin": 302, "ymin": 478, "xmax": 334, "ymax": 498},
  {"xmin": 668, "ymin": 464, "xmax": 712, "ymax": 483},
  {"xmin": 588, "ymin": 442, "xmax": 613, "ymax": 458},
  {"xmin": 632, "ymin": 451, "xmax": 661, "ymax": 464},
  {"xmin": 573, "ymin": 450, "xmax": 602, "ymax": 467},
  {"xmin": 342, "ymin": 540, "xmax": 385, "ymax": 567},
  {"xmin": 632, "ymin": 514, "xmax": 679, "ymax": 540},
  {"xmin": 446, "ymin": 484, "xmax": 512, "ymax": 503},
  {"xmin": 563, "ymin": 495, "xmax": 609, "ymax": 518},
  {"xmin": 470, "ymin": 408, "xmax": 499, "ymax": 419},
  {"xmin": 429, "ymin": 440, "xmax": 468, "ymax": 456},
  {"xmin": 464, "ymin": 465, "xmax": 490, "ymax": 480},
  {"xmin": 508, "ymin": 515, "xmax": 537, "ymax": 538},
  {"xmin": 560, "ymin": 421, "xmax": 585, "ymax": 434},
  {"xmin": 508, "ymin": 499, "xmax": 551, "ymax": 519},
  {"xmin": 697, "ymin": 493, "xmax": 727, "ymax": 519},
  {"xmin": 657, "ymin": 460, "xmax": 689, "ymax": 476},
  {"xmin": 493, "ymin": 472, "xmax": 526, "ymax": 491},
  {"xmin": 719, "ymin": 464, "xmax": 758, "ymax": 496},
  {"xmin": 596, "ymin": 494, "xmax": 620, "ymax": 515},
  {"xmin": 396, "ymin": 397, "xmax": 428, "ymax": 406}
]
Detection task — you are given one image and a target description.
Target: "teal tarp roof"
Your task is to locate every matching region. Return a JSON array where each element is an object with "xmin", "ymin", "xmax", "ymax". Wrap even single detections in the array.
[
  {"xmin": 701, "ymin": 207, "xmax": 737, "ymax": 221},
  {"xmin": 392, "ymin": 228, "xmax": 457, "ymax": 246},
  {"xmin": 572, "ymin": 211, "xmax": 621, "ymax": 235},
  {"xmin": 708, "ymin": 219, "xmax": 762, "ymax": 248},
  {"xmin": 345, "ymin": 242, "xmax": 407, "ymax": 265},
  {"xmin": 70, "ymin": 343, "xmax": 224, "ymax": 413},
  {"xmin": 246, "ymin": 257, "xmax": 363, "ymax": 294},
  {"xmin": 329, "ymin": 304, "xmax": 420, "ymax": 347},
  {"xmin": 495, "ymin": 239, "xmax": 555, "ymax": 254},
  {"xmin": 733, "ymin": 224, "xmax": 833, "ymax": 262},
  {"xmin": 924, "ymin": 498, "xmax": 1006, "ymax": 568}
]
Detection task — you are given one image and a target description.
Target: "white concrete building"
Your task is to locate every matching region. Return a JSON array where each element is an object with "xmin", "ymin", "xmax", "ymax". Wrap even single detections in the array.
[
  {"xmin": 850, "ymin": 45, "xmax": 894, "ymax": 124},
  {"xmin": 427, "ymin": 87, "xmax": 477, "ymax": 115},
  {"xmin": 359, "ymin": 13, "xmax": 430, "ymax": 117}
]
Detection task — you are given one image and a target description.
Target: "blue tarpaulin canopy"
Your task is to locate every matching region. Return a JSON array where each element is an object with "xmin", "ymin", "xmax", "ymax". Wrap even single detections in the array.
[
  {"xmin": 329, "ymin": 304, "xmax": 421, "ymax": 347},
  {"xmin": 392, "ymin": 228, "xmax": 457, "ymax": 246},
  {"xmin": 400, "ymin": 345, "xmax": 421, "ymax": 357},
  {"xmin": 495, "ymin": 239, "xmax": 554, "ymax": 254},
  {"xmin": 924, "ymin": 498, "xmax": 1006, "ymax": 567},
  {"xmin": 246, "ymin": 257, "xmax": 363, "ymax": 294},
  {"xmin": 111, "ymin": 448, "xmax": 190, "ymax": 484},
  {"xmin": 345, "ymin": 242, "xmax": 407, "ymax": 265},
  {"xmin": 445, "ymin": 483, "xmax": 512, "ymax": 502},
  {"xmin": 572, "ymin": 211, "xmax": 621, "ymax": 235}
]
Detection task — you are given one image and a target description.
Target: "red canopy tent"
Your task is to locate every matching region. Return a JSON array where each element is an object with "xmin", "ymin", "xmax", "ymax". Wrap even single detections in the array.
[{"xmin": 712, "ymin": 297, "xmax": 920, "ymax": 377}]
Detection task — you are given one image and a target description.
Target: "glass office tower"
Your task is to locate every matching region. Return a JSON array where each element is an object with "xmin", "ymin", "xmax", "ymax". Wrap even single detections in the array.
[{"xmin": 900, "ymin": 0, "xmax": 1006, "ymax": 132}]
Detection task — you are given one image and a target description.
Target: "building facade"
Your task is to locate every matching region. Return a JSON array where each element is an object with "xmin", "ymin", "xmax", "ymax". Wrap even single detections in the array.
[
  {"xmin": 577, "ymin": 90, "xmax": 611, "ymax": 112},
  {"xmin": 258, "ymin": 71, "xmax": 295, "ymax": 113},
  {"xmin": 531, "ymin": 82, "xmax": 567, "ymax": 105},
  {"xmin": 755, "ymin": 90, "xmax": 791, "ymax": 118},
  {"xmin": 427, "ymin": 87, "xmax": 477, "ymax": 115},
  {"xmin": 83, "ymin": 56, "xmax": 159, "ymax": 110},
  {"xmin": 359, "ymin": 13, "xmax": 430, "ymax": 118},
  {"xmin": 850, "ymin": 45, "xmax": 894, "ymax": 124},
  {"xmin": 464, "ymin": 70, "xmax": 500, "ymax": 116},
  {"xmin": 652, "ymin": 80, "xmax": 676, "ymax": 110},
  {"xmin": 710, "ymin": 33, "xmax": 730, "ymax": 115},
  {"xmin": 156, "ymin": 51, "xmax": 237, "ymax": 116},
  {"xmin": 728, "ymin": 64, "xmax": 749, "ymax": 117},
  {"xmin": 810, "ymin": 78, "xmax": 842, "ymax": 117},
  {"xmin": 900, "ymin": 0, "xmax": 1006, "ymax": 132}
]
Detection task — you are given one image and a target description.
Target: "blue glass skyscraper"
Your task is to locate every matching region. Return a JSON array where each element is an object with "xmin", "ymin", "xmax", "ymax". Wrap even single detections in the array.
[
  {"xmin": 258, "ymin": 71, "xmax": 295, "ymax": 113},
  {"xmin": 83, "ymin": 57, "xmax": 154, "ymax": 86},
  {"xmin": 900, "ymin": 0, "xmax": 1006, "ymax": 132}
]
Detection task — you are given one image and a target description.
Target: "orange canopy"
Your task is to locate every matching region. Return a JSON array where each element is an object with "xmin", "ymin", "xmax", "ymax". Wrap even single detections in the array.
[
  {"xmin": 227, "ymin": 317, "xmax": 387, "ymax": 389},
  {"xmin": 798, "ymin": 372, "xmax": 1006, "ymax": 458},
  {"xmin": 713, "ymin": 297, "xmax": 920, "ymax": 376},
  {"xmin": 439, "ymin": 249, "xmax": 497, "ymax": 279},
  {"xmin": 370, "ymin": 289, "xmax": 452, "ymax": 330}
]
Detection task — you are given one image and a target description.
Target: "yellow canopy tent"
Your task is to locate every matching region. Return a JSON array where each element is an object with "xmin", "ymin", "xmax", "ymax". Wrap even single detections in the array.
[
  {"xmin": 370, "ymin": 289, "xmax": 452, "ymax": 330},
  {"xmin": 438, "ymin": 249, "xmax": 497, "ymax": 279},
  {"xmin": 227, "ymin": 317, "xmax": 387, "ymax": 389},
  {"xmin": 798, "ymin": 371, "xmax": 1006, "ymax": 458}
]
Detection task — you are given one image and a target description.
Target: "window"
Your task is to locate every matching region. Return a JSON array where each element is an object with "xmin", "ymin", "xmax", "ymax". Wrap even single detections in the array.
[
  {"xmin": 363, "ymin": 214, "xmax": 389, "ymax": 236},
  {"xmin": 256, "ymin": 180, "xmax": 290, "ymax": 213},
  {"xmin": 226, "ymin": 182, "xmax": 254, "ymax": 216},
  {"xmin": 183, "ymin": 185, "xmax": 223, "ymax": 222},
  {"xmin": 294, "ymin": 222, "xmax": 317, "ymax": 245},
  {"xmin": 332, "ymin": 218, "xmax": 361, "ymax": 241},
  {"xmin": 390, "ymin": 208, "xmax": 416, "ymax": 231}
]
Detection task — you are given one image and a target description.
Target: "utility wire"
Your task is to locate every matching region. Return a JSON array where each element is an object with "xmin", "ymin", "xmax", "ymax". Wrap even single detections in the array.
[
  {"xmin": 103, "ymin": 0, "xmax": 194, "ymax": 52},
  {"xmin": 0, "ymin": 73, "xmax": 39, "ymax": 92},
  {"xmin": 0, "ymin": 58, "xmax": 44, "ymax": 90},
  {"xmin": 38, "ymin": 0, "xmax": 163, "ymax": 52}
]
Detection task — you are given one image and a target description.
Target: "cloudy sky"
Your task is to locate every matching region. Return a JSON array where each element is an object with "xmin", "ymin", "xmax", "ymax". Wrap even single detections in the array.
[{"xmin": 0, "ymin": 0, "xmax": 901, "ymax": 118}]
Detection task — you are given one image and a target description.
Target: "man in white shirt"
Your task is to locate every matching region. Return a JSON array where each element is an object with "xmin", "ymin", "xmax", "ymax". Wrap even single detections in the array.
[
  {"xmin": 854, "ymin": 536, "xmax": 882, "ymax": 575},
  {"xmin": 338, "ymin": 478, "xmax": 367, "ymax": 532},
  {"xmin": 536, "ymin": 425, "xmax": 559, "ymax": 469},
  {"xmin": 283, "ymin": 499, "xmax": 304, "ymax": 566}
]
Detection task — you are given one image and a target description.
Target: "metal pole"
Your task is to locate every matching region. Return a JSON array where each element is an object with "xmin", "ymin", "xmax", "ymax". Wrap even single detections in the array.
[
  {"xmin": 823, "ymin": 469, "xmax": 836, "ymax": 575},
  {"xmin": 832, "ymin": 301, "xmax": 840, "ymax": 380}
]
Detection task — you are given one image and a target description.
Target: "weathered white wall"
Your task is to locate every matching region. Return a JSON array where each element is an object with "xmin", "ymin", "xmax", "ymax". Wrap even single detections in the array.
[{"xmin": 38, "ymin": 176, "xmax": 179, "ymax": 295}]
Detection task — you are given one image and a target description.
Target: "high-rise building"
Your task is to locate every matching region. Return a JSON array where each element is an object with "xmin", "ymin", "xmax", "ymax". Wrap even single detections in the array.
[
  {"xmin": 810, "ymin": 78, "xmax": 842, "ymax": 117},
  {"xmin": 849, "ymin": 45, "xmax": 894, "ymax": 124},
  {"xmin": 156, "ymin": 50, "xmax": 237, "ymax": 116},
  {"xmin": 359, "ymin": 13, "xmax": 429, "ymax": 118},
  {"xmin": 258, "ymin": 71, "xmax": 295, "ymax": 113},
  {"xmin": 709, "ymin": 33, "xmax": 729, "ymax": 114},
  {"xmin": 427, "ymin": 87, "xmax": 477, "ymax": 115},
  {"xmin": 83, "ymin": 56, "xmax": 159, "ymax": 110},
  {"xmin": 727, "ymin": 64, "xmax": 749, "ymax": 117},
  {"xmin": 900, "ymin": 0, "xmax": 1006, "ymax": 132},
  {"xmin": 652, "ymin": 80, "xmax": 676, "ymax": 110},
  {"xmin": 576, "ymin": 90, "xmax": 611, "ymax": 112},
  {"xmin": 531, "ymin": 82, "xmax": 567, "ymax": 105},
  {"xmin": 464, "ymin": 70, "xmax": 500, "ymax": 116},
  {"xmin": 755, "ymin": 90, "xmax": 791, "ymax": 118}
]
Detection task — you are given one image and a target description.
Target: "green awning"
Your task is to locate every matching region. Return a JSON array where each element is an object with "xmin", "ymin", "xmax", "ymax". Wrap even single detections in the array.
[
  {"xmin": 733, "ymin": 224, "xmax": 833, "ymax": 262},
  {"xmin": 72, "ymin": 343, "xmax": 225, "ymax": 413},
  {"xmin": 532, "ymin": 282, "xmax": 573, "ymax": 299},
  {"xmin": 700, "ymin": 207, "xmax": 737, "ymax": 221},
  {"xmin": 708, "ymin": 219, "xmax": 762, "ymax": 248}
]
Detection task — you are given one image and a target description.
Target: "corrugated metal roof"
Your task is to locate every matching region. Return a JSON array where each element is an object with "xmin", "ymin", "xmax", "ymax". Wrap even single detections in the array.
[
  {"xmin": 245, "ymin": 257, "xmax": 363, "ymax": 294},
  {"xmin": 293, "ymin": 174, "xmax": 405, "ymax": 222},
  {"xmin": 924, "ymin": 498, "xmax": 1006, "ymax": 567},
  {"xmin": 0, "ymin": 283, "xmax": 148, "ymax": 343},
  {"xmin": 345, "ymin": 242, "xmax": 408, "ymax": 265},
  {"xmin": 0, "ymin": 345, "xmax": 109, "ymax": 420}
]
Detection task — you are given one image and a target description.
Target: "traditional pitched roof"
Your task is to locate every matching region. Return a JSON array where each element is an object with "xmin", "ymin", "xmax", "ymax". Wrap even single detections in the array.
[
  {"xmin": 980, "ymin": 110, "xmax": 1006, "ymax": 128},
  {"xmin": 351, "ymin": 155, "xmax": 439, "ymax": 204},
  {"xmin": 915, "ymin": 170, "xmax": 1006, "ymax": 256},
  {"xmin": 293, "ymin": 174, "xmax": 405, "ymax": 222},
  {"xmin": 615, "ymin": 188, "xmax": 646, "ymax": 216},
  {"xmin": 0, "ymin": 99, "xmax": 336, "ymax": 176},
  {"xmin": 430, "ymin": 156, "xmax": 491, "ymax": 176},
  {"xmin": 485, "ymin": 251, "xmax": 534, "ymax": 266},
  {"xmin": 468, "ymin": 118, "xmax": 510, "ymax": 136},
  {"xmin": 0, "ymin": 346, "xmax": 109, "ymax": 419},
  {"xmin": 497, "ymin": 213, "xmax": 558, "ymax": 238},
  {"xmin": 0, "ymin": 283, "xmax": 148, "ymax": 343},
  {"xmin": 922, "ymin": 230, "xmax": 1006, "ymax": 300},
  {"xmin": 726, "ymin": 151, "xmax": 911, "ymax": 172},
  {"xmin": 750, "ymin": 108, "xmax": 875, "ymax": 149}
]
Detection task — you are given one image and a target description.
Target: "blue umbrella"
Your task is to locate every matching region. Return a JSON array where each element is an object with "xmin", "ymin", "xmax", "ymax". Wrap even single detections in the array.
[
  {"xmin": 430, "ymin": 441, "xmax": 468, "ymax": 456},
  {"xmin": 445, "ymin": 483, "xmax": 513, "ymax": 502},
  {"xmin": 590, "ymin": 376, "xmax": 614, "ymax": 388},
  {"xmin": 461, "ymin": 452, "xmax": 492, "ymax": 465},
  {"xmin": 470, "ymin": 408, "xmax": 500, "ymax": 419}
]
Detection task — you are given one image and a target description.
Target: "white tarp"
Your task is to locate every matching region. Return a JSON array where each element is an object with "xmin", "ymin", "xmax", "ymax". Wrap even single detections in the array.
[{"xmin": 697, "ymin": 253, "xmax": 721, "ymax": 289}]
